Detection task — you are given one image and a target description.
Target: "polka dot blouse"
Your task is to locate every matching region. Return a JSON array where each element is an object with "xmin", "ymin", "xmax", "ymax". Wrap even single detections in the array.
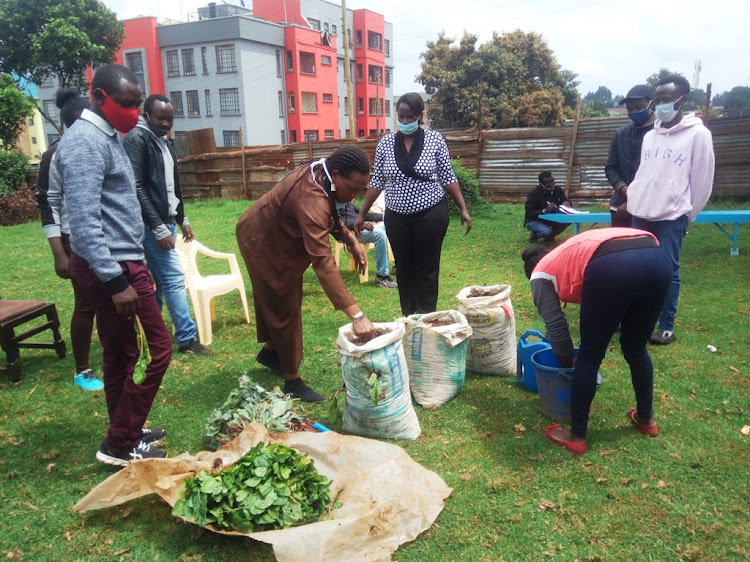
[{"xmin": 370, "ymin": 129, "xmax": 458, "ymax": 215}]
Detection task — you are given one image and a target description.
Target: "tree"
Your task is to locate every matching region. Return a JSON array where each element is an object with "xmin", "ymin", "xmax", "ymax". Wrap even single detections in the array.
[
  {"xmin": 723, "ymin": 86, "xmax": 750, "ymax": 118},
  {"xmin": 0, "ymin": 74, "xmax": 36, "ymax": 150},
  {"xmin": 645, "ymin": 68, "xmax": 684, "ymax": 91},
  {"xmin": 583, "ymin": 86, "xmax": 613, "ymax": 107},
  {"xmin": 579, "ymin": 99, "xmax": 610, "ymax": 118},
  {"xmin": 0, "ymin": 0, "xmax": 123, "ymax": 93},
  {"xmin": 417, "ymin": 30, "xmax": 576, "ymax": 129},
  {"xmin": 712, "ymin": 90, "xmax": 729, "ymax": 107}
]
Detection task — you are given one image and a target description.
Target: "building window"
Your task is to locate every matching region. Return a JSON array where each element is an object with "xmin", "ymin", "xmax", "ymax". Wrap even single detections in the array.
[
  {"xmin": 182, "ymin": 48, "xmax": 196, "ymax": 76},
  {"xmin": 186, "ymin": 90, "xmax": 200, "ymax": 116},
  {"xmin": 367, "ymin": 31, "xmax": 382, "ymax": 51},
  {"xmin": 385, "ymin": 101, "xmax": 391, "ymax": 117},
  {"xmin": 125, "ymin": 51, "xmax": 146, "ymax": 94},
  {"xmin": 357, "ymin": 97, "xmax": 364, "ymax": 115},
  {"xmin": 171, "ymin": 91, "xmax": 184, "ymax": 117},
  {"xmin": 40, "ymin": 75, "xmax": 55, "ymax": 88},
  {"xmin": 275, "ymin": 50, "xmax": 282, "ymax": 76},
  {"xmin": 31, "ymin": 137, "xmax": 37, "ymax": 144},
  {"xmin": 321, "ymin": 55, "xmax": 332, "ymax": 65},
  {"xmin": 201, "ymin": 46, "xmax": 209, "ymax": 74},
  {"xmin": 27, "ymin": 118, "xmax": 34, "ymax": 126},
  {"xmin": 344, "ymin": 96, "xmax": 349, "ymax": 115},
  {"xmin": 205, "ymin": 90, "xmax": 212, "ymax": 116},
  {"xmin": 299, "ymin": 52, "xmax": 315, "ymax": 75},
  {"xmin": 219, "ymin": 88, "xmax": 241, "ymax": 115},
  {"xmin": 369, "ymin": 98, "xmax": 383, "ymax": 116},
  {"xmin": 215, "ymin": 44, "xmax": 237, "ymax": 73},
  {"xmin": 223, "ymin": 130, "xmax": 241, "ymax": 147},
  {"xmin": 166, "ymin": 50, "xmax": 180, "ymax": 77},
  {"xmin": 368, "ymin": 65, "xmax": 382, "ymax": 84},
  {"xmin": 385, "ymin": 68, "xmax": 391, "ymax": 87},
  {"xmin": 332, "ymin": 24, "xmax": 337, "ymax": 36},
  {"xmin": 358, "ymin": 129, "xmax": 364, "ymax": 137},
  {"xmin": 324, "ymin": 22, "xmax": 329, "ymax": 33},
  {"xmin": 278, "ymin": 91, "xmax": 284, "ymax": 116},
  {"xmin": 356, "ymin": 64, "xmax": 363, "ymax": 82},
  {"xmin": 304, "ymin": 130, "xmax": 318, "ymax": 141},
  {"xmin": 290, "ymin": 130, "xmax": 297, "ymax": 143},
  {"xmin": 173, "ymin": 131, "xmax": 188, "ymax": 141},
  {"xmin": 345, "ymin": 129, "xmax": 350, "ymax": 138},
  {"xmin": 385, "ymin": 39, "xmax": 390, "ymax": 57},
  {"xmin": 280, "ymin": 130, "xmax": 286, "ymax": 144},
  {"xmin": 308, "ymin": 18, "xmax": 320, "ymax": 31},
  {"xmin": 42, "ymin": 100, "xmax": 60, "ymax": 126},
  {"xmin": 322, "ymin": 93, "xmax": 333, "ymax": 103},
  {"xmin": 286, "ymin": 50, "xmax": 293, "ymax": 72},
  {"xmin": 47, "ymin": 133, "xmax": 60, "ymax": 145},
  {"xmin": 355, "ymin": 30, "xmax": 362, "ymax": 48},
  {"xmin": 288, "ymin": 92, "xmax": 295, "ymax": 113},
  {"xmin": 324, "ymin": 129, "xmax": 334, "ymax": 139},
  {"xmin": 301, "ymin": 92, "xmax": 317, "ymax": 114}
]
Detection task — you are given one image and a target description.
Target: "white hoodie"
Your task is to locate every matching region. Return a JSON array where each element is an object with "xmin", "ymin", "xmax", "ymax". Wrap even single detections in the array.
[{"xmin": 627, "ymin": 113, "xmax": 714, "ymax": 223}]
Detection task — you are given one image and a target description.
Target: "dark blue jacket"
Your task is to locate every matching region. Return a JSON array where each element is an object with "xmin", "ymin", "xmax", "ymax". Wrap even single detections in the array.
[
  {"xmin": 337, "ymin": 202, "xmax": 383, "ymax": 231},
  {"xmin": 604, "ymin": 120, "xmax": 654, "ymax": 208}
]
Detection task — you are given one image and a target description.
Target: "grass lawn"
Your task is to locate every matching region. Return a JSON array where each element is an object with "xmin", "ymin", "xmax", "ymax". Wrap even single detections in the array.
[{"xmin": 1, "ymin": 199, "xmax": 748, "ymax": 561}]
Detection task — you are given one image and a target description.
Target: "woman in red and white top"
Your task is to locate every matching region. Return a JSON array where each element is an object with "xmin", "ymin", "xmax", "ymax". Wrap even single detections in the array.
[{"xmin": 522, "ymin": 228, "xmax": 672, "ymax": 454}]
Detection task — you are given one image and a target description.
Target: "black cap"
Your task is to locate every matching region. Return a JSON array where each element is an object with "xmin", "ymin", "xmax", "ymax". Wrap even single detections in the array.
[{"xmin": 619, "ymin": 84, "xmax": 653, "ymax": 105}]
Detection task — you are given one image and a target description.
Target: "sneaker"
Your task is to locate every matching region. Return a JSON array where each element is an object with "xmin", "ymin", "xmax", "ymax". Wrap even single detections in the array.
[
  {"xmin": 283, "ymin": 378, "xmax": 325, "ymax": 403},
  {"xmin": 96, "ymin": 440, "xmax": 167, "ymax": 467},
  {"xmin": 375, "ymin": 275, "xmax": 398, "ymax": 289},
  {"xmin": 256, "ymin": 347, "xmax": 285, "ymax": 378},
  {"xmin": 177, "ymin": 339, "xmax": 213, "ymax": 355},
  {"xmin": 73, "ymin": 368, "xmax": 104, "ymax": 391},
  {"xmin": 141, "ymin": 427, "xmax": 167, "ymax": 444},
  {"xmin": 649, "ymin": 329, "xmax": 676, "ymax": 345}
]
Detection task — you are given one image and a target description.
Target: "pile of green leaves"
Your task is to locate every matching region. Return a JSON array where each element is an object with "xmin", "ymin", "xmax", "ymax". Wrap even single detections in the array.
[
  {"xmin": 205, "ymin": 376, "xmax": 306, "ymax": 449},
  {"xmin": 172, "ymin": 442, "xmax": 340, "ymax": 533}
]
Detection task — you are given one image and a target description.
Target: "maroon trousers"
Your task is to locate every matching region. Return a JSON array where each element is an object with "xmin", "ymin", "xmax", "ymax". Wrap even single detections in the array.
[
  {"xmin": 61, "ymin": 233, "xmax": 96, "ymax": 372},
  {"xmin": 71, "ymin": 255, "xmax": 172, "ymax": 449}
]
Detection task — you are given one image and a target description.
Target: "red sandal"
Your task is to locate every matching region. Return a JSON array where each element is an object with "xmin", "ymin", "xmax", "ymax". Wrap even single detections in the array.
[
  {"xmin": 545, "ymin": 424, "xmax": 587, "ymax": 454},
  {"xmin": 628, "ymin": 407, "xmax": 658, "ymax": 437}
]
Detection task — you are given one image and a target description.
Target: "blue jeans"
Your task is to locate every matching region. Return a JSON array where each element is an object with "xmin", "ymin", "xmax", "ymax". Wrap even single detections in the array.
[
  {"xmin": 142, "ymin": 223, "xmax": 197, "ymax": 346},
  {"xmin": 525, "ymin": 220, "xmax": 569, "ymax": 240},
  {"xmin": 631, "ymin": 215, "xmax": 687, "ymax": 331},
  {"xmin": 571, "ymin": 247, "xmax": 672, "ymax": 437},
  {"xmin": 357, "ymin": 223, "xmax": 389, "ymax": 277}
]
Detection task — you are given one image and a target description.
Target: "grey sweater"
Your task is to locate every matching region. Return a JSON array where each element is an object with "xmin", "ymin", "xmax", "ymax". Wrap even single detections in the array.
[{"xmin": 56, "ymin": 109, "xmax": 145, "ymax": 294}]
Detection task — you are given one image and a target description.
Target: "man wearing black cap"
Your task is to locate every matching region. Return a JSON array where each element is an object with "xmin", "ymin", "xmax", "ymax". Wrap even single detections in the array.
[{"xmin": 604, "ymin": 85, "xmax": 655, "ymax": 227}]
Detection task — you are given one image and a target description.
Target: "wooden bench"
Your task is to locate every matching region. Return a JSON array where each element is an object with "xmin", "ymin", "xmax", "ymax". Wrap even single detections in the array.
[{"xmin": 542, "ymin": 210, "xmax": 750, "ymax": 256}]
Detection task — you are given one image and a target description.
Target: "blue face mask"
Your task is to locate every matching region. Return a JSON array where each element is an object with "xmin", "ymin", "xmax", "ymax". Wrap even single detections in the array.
[
  {"xmin": 628, "ymin": 106, "xmax": 651, "ymax": 127},
  {"xmin": 397, "ymin": 120, "xmax": 419, "ymax": 135}
]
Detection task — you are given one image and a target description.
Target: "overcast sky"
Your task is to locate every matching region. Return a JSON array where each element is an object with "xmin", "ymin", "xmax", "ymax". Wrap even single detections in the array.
[{"xmin": 104, "ymin": 0, "xmax": 749, "ymax": 99}]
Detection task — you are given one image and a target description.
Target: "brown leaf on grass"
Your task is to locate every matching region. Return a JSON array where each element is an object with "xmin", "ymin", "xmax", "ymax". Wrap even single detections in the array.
[
  {"xmin": 514, "ymin": 423, "xmax": 526, "ymax": 432},
  {"xmin": 705, "ymin": 408, "xmax": 722, "ymax": 416},
  {"xmin": 64, "ymin": 532, "xmax": 72, "ymax": 542},
  {"xmin": 583, "ymin": 461, "xmax": 593, "ymax": 468},
  {"xmin": 120, "ymin": 508, "xmax": 132, "ymax": 519},
  {"xmin": 46, "ymin": 463, "xmax": 55, "ymax": 473},
  {"xmin": 690, "ymin": 388, "xmax": 696, "ymax": 400},
  {"xmin": 669, "ymin": 453, "xmax": 682, "ymax": 459},
  {"xmin": 598, "ymin": 449, "xmax": 617, "ymax": 456},
  {"xmin": 741, "ymin": 425, "xmax": 750, "ymax": 435},
  {"xmin": 459, "ymin": 473, "xmax": 472, "ymax": 482},
  {"xmin": 596, "ymin": 477, "xmax": 607, "ymax": 484},
  {"xmin": 658, "ymin": 480, "xmax": 668, "ymax": 488},
  {"xmin": 515, "ymin": 501, "xmax": 527, "ymax": 506},
  {"xmin": 620, "ymin": 478, "xmax": 633, "ymax": 486},
  {"xmin": 113, "ymin": 548, "xmax": 131, "ymax": 556},
  {"xmin": 538, "ymin": 499, "xmax": 557, "ymax": 511},
  {"xmin": 7, "ymin": 437, "xmax": 20, "ymax": 447},
  {"xmin": 441, "ymin": 451, "xmax": 450, "ymax": 459},
  {"xmin": 728, "ymin": 365, "xmax": 740, "ymax": 373}
]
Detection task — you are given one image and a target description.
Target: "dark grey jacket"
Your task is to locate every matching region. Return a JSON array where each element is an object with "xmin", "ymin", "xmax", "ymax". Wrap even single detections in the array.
[{"xmin": 604, "ymin": 120, "xmax": 654, "ymax": 208}]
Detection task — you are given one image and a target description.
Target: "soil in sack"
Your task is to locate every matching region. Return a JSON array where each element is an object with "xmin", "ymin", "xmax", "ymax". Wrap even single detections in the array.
[
  {"xmin": 400, "ymin": 310, "xmax": 472, "ymax": 407},
  {"xmin": 457, "ymin": 284, "xmax": 517, "ymax": 375},
  {"xmin": 336, "ymin": 322, "xmax": 421, "ymax": 440}
]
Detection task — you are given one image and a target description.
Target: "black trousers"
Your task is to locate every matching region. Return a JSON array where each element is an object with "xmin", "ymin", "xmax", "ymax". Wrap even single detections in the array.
[{"xmin": 384, "ymin": 199, "xmax": 449, "ymax": 316}]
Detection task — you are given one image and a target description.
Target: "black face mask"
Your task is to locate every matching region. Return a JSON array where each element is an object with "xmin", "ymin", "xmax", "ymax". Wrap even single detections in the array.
[{"xmin": 145, "ymin": 114, "xmax": 170, "ymax": 137}]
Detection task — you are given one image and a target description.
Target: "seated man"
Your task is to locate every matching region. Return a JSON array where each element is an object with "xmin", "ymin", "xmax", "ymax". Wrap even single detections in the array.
[
  {"xmin": 338, "ymin": 202, "xmax": 397, "ymax": 289},
  {"xmin": 524, "ymin": 171, "xmax": 572, "ymax": 243}
]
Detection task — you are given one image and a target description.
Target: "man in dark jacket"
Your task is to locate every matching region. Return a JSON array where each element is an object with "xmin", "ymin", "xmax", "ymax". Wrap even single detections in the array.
[
  {"xmin": 338, "ymin": 202, "xmax": 397, "ymax": 288},
  {"xmin": 524, "ymin": 171, "xmax": 571, "ymax": 243},
  {"xmin": 605, "ymin": 84, "xmax": 655, "ymax": 227},
  {"xmin": 122, "ymin": 94, "xmax": 211, "ymax": 355}
]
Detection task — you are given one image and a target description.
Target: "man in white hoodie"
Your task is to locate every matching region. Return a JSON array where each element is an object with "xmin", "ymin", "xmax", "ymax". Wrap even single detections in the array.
[{"xmin": 625, "ymin": 75, "xmax": 715, "ymax": 345}]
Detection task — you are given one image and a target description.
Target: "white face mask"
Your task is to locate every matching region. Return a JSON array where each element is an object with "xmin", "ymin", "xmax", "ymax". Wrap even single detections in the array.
[
  {"xmin": 310, "ymin": 158, "xmax": 335, "ymax": 191},
  {"xmin": 655, "ymin": 97, "xmax": 683, "ymax": 123}
]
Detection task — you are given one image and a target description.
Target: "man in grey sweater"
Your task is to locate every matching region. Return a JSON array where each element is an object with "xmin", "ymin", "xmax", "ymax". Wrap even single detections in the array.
[{"xmin": 57, "ymin": 64, "xmax": 173, "ymax": 466}]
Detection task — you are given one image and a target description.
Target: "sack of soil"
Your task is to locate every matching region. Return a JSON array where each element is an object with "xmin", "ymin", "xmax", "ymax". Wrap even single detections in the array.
[
  {"xmin": 457, "ymin": 284, "xmax": 517, "ymax": 376},
  {"xmin": 336, "ymin": 321, "xmax": 421, "ymax": 440},
  {"xmin": 399, "ymin": 310, "xmax": 472, "ymax": 407}
]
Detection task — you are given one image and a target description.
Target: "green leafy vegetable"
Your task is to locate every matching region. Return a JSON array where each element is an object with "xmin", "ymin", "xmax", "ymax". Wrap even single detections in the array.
[
  {"xmin": 205, "ymin": 376, "xmax": 306, "ymax": 449},
  {"xmin": 132, "ymin": 315, "xmax": 151, "ymax": 385},
  {"xmin": 367, "ymin": 372, "xmax": 381, "ymax": 405},
  {"xmin": 172, "ymin": 442, "xmax": 339, "ymax": 532}
]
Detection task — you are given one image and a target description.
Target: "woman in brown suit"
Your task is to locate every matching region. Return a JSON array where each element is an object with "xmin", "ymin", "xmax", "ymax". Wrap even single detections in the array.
[{"xmin": 236, "ymin": 146, "xmax": 377, "ymax": 402}]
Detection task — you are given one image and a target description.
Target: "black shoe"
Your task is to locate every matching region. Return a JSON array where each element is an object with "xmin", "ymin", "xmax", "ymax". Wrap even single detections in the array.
[
  {"xmin": 649, "ymin": 329, "xmax": 676, "ymax": 345},
  {"xmin": 96, "ymin": 440, "xmax": 167, "ymax": 467},
  {"xmin": 375, "ymin": 275, "xmax": 398, "ymax": 289},
  {"xmin": 256, "ymin": 347, "xmax": 285, "ymax": 378},
  {"xmin": 283, "ymin": 378, "xmax": 325, "ymax": 403},
  {"xmin": 141, "ymin": 427, "xmax": 166, "ymax": 444},
  {"xmin": 177, "ymin": 339, "xmax": 213, "ymax": 355}
]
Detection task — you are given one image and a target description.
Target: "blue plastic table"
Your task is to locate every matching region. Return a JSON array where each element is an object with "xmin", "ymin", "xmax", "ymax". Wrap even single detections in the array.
[{"xmin": 542, "ymin": 210, "xmax": 750, "ymax": 256}]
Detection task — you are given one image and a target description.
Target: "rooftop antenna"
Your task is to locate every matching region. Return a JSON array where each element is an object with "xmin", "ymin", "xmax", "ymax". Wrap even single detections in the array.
[{"xmin": 693, "ymin": 60, "xmax": 702, "ymax": 90}]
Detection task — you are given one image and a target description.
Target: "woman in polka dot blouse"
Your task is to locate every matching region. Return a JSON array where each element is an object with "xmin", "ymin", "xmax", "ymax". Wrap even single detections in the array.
[{"xmin": 354, "ymin": 92, "xmax": 472, "ymax": 316}]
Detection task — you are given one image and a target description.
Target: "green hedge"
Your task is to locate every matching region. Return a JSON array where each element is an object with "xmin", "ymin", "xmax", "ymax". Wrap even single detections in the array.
[
  {"xmin": 0, "ymin": 150, "xmax": 30, "ymax": 197},
  {"xmin": 448, "ymin": 158, "xmax": 485, "ymax": 217}
]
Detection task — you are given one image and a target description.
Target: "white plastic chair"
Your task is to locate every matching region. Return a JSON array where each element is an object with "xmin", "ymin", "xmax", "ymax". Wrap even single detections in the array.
[{"xmin": 174, "ymin": 236, "xmax": 250, "ymax": 345}]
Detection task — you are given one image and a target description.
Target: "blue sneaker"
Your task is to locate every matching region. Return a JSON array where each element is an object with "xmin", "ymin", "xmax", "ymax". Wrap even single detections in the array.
[{"xmin": 73, "ymin": 369, "xmax": 104, "ymax": 391}]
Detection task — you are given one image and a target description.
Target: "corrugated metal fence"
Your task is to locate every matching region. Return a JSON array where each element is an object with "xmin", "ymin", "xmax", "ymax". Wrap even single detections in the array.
[{"xmin": 178, "ymin": 115, "xmax": 750, "ymax": 203}]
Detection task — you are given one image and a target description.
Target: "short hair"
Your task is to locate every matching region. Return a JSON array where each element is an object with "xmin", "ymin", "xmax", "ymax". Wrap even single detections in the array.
[
  {"xmin": 397, "ymin": 92, "xmax": 425, "ymax": 121},
  {"xmin": 91, "ymin": 64, "xmax": 138, "ymax": 95},
  {"xmin": 55, "ymin": 88, "xmax": 90, "ymax": 128},
  {"xmin": 538, "ymin": 171, "xmax": 554, "ymax": 183},
  {"xmin": 326, "ymin": 145, "xmax": 370, "ymax": 177},
  {"xmin": 522, "ymin": 245, "xmax": 550, "ymax": 279},
  {"xmin": 657, "ymin": 75, "xmax": 691, "ymax": 97},
  {"xmin": 144, "ymin": 94, "xmax": 171, "ymax": 115}
]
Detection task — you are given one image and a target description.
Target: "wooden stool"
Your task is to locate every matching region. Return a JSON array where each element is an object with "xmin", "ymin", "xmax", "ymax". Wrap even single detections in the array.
[
  {"xmin": 0, "ymin": 300, "xmax": 66, "ymax": 382},
  {"xmin": 333, "ymin": 239, "xmax": 394, "ymax": 284}
]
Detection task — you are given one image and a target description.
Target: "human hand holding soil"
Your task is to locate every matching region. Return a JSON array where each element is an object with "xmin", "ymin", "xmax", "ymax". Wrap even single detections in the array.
[{"xmin": 352, "ymin": 315, "xmax": 376, "ymax": 342}]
